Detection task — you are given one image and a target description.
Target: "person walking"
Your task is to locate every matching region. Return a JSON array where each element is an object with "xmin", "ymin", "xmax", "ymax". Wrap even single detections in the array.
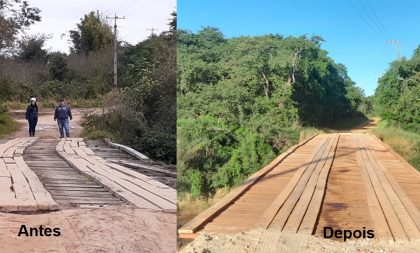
[
  {"xmin": 25, "ymin": 97, "xmax": 38, "ymax": 137},
  {"xmin": 54, "ymin": 98, "xmax": 72, "ymax": 138}
]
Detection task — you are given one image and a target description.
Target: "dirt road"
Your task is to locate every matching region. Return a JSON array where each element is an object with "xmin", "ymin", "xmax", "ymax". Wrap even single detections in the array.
[
  {"xmin": 9, "ymin": 108, "xmax": 96, "ymax": 139},
  {"xmin": 0, "ymin": 207, "xmax": 175, "ymax": 253},
  {"xmin": 1, "ymin": 108, "xmax": 176, "ymax": 252}
]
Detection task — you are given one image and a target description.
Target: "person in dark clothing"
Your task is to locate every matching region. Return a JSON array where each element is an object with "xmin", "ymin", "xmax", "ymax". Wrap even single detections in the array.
[
  {"xmin": 25, "ymin": 97, "xmax": 38, "ymax": 137},
  {"xmin": 54, "ymin": 98, "xmax": 72, "ymax": 138}
]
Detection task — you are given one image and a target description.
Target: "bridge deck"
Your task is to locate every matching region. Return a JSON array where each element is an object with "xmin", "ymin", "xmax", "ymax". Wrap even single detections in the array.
[
  {"xmin": 56, "ymin": 138, "xmax": 176, "ymax": 212},
  {"xmin": 179, "ymin": 133, "xmax": 420, "ymax": 242},
  {"xmin": 0, "ymin": 138, "xmax": 58, "ymax": 212}
]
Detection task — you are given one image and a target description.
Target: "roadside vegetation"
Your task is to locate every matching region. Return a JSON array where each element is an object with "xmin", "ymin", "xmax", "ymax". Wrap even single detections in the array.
[
  {"xmin": 177, "ymin": 28, "xmax": 370, "ymax": 200},
  {"xmin": 372, "ymin": 48, "xmax": 420, "ymax": 171},
  {"xmin": 370, "ymin": 121, "xmax": 420, "ymax": 171},
  {"xmin": 0, "ymin": 1, "xmax": 176, "ymax": 164}
]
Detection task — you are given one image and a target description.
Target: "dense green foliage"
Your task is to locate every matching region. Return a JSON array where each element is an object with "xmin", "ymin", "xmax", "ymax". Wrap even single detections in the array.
[
  {"xmin": 0, "ymin": 11, "xmax": 113, "ymax": 103},
  {"xmin": 374, "ymin": 48, "xmax": 420, "ymax": 133},
  {"xmin": 177, "ymin": 28, "xmax": 366, "ymax": 197},
  {"xmin": 83, "ymin": 12, "xmax": 176, "ymax": 163},
  {"xmin": 69, "ymin": 11, "xmax": 113, "ymax": 54}
]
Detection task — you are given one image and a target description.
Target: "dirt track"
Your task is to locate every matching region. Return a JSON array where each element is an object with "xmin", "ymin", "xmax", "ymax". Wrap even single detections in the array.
[
  {"xmin": 0, "ymin": 207, "xmax": 175, "ymax": 253},
  {"xmin": 9, "ymin": 108, "xmax": 95, "ymax": 139},
  {"xmin": 1, "ymin": 109, "xmax": 176, "ymax": 252}
]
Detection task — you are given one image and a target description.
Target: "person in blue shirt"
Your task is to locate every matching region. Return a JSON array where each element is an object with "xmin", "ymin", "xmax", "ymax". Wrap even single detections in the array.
[
  {"xmin": 25, "ymin": 97, "xmax": 38, "ymax": 137},
  {"xmin": 54, "ymin": 98, "xmax": 72, "ymax": 138}
]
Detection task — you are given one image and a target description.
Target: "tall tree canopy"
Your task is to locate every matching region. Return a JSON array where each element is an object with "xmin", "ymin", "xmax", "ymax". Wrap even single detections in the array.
[
  {"xmin": 69, "ymin": 11, "xmax": 113, "ymax": 54},
  {"xmin": 177, "ymin": 28, "xmax": 366, "ymax": 197},
  {"xmin": 16, "ymin": 34, "xmax": 48, "ymax": 62},
  {"xmin": 374, "ymin": 47, "xmax": 420, "ymax": 133},
  {"xmin": 0, "ymin": 0, "xmax": 41, "ymax": 51}
]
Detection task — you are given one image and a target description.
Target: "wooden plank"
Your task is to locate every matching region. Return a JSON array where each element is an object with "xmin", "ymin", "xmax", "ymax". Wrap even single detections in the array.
[
  {"xmin": 118, "ymin": 160, "xmax": 177, "ymax": 177},
  {"xmin": 14, "ymin": 156, "xmax": 58, "ymax": 210},
  {"xmin": 0, "ymin": 177, "xmax": 15, "ymax": 202},
  {"xmin": 298, "ymin": 134, "xmax": 340, "ymax": 233},
  {"xmin": 105, "ymin": 162, "xmax": 175, "ymax": 201},
  {"xmin": 85, "ymin": 162, "xmax": 175, "ymax": 210},
  {"xmin": 255, "ymin": 135, "xmax": 329, "ymax": 231},
  {"xmin": 0, "ymin": 176, "xmax": 18, "ymax": 212},
  {"xmin": 178, "ymin": 134, "xmax": 319, "ymax": 234},
  {"xmin": 361, "ymin": 136, "xmax": 420, "ymax": 240},
  {"xmin": 0, "ymin": 138, "xmax": 24, "ymax": 157},
  {"xmin": 25, "ymin": 160, "xmax": 69, "ymax": 166},
  {"xmin": 6, "ymin": 163, "xmax": 37, "ymax": 209},
  {"xmin": 70, "ymin": 142, "xmax": 175, "ymax": 206},
  {"xmin": 269, "ymin": 135, "xmax": 335, "ymax": 230},
  {"xmin": 0, "ymin": 158, "xmax": 11, "ymax": 177},
  {"xmin": 104, "ymin": 138, "xmax": 149, "ymax": 159},
  {"xmin": 3, "ymin": 157, "xmax": 14, "ymax": 164},
  {"xmin": 57, "ymin": 149, "xmax": 161, "ymax": 210},
  {"xmin": 353, "ymin": 135, "xmax": 393, "ymax": 240},
  {"xmin": 355, "ymin": 135, "xmax": 407, "ymax": 240},
  {"xmin": 63, "ymin": 139, "xmax": 75, "ymax": 154}
]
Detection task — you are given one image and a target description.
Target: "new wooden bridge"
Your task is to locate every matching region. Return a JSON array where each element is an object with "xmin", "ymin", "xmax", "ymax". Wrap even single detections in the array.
[
  {"xmin": 0, "ymin": 137, "xmax": 176, "ymax": 212},
  {"xmin": 179, "ymin": 133, "xmax": 420, "ymax": 242}
]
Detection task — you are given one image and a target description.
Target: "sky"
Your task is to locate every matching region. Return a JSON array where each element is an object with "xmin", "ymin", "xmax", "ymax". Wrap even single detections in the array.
[
  {"xmin": 178, "ymin": 0, "xmax": 420, "ymax": 96},
  {"xmin": 26, "ymin": 0, "xmax": 175, "ymax": 53}
]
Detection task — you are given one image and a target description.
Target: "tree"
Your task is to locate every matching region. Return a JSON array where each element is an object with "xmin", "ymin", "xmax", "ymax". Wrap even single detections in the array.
[
  {"xmin": 48, "ymin": 52, "xmax": 68, "ymax": 81},
  {"xmin": 69, "ymin": 11, "xmax": 113, "ymax": 54},
  {"xmin": 375, "ymin": 48, "xmax": 420, "ymax": 133},
  {"xmin": 17, "ymin": 34, "xmax": 48, "ymax": 62},
  {"xmin": 0, "ymin": 0, "xmax": 41, "ymax": 51},
  {"xmin": 177, "ymin": 28, "xmax": 366, "ymax": 196}
]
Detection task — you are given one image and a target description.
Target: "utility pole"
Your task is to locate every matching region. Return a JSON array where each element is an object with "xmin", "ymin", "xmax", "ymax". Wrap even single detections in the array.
[
  {"xmin": 387, "ymin": 40, "xmax": 401, "ymax": 60},
  {"xmin": 147, "ymin": 27, "xmax": 158, "ymax": 37},
  {"xmin": 106, "ymin": 14, "xmax": 125, "ymax": 87}
]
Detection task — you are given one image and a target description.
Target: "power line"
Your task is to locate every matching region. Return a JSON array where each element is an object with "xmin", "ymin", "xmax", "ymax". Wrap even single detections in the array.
[
  {"xmin": 123, "ymin": 0, "xmax": 154, "ymax": 17},
  {"xmin": 356, "ymin": 0, "xmax": 391, "ymax": 40},
  {"xmin": 365, "ymin": 0, "xmax": 393, "ymax": 39},
  {"xmin": 115, "ymin": 0, "xmax": 139, "ymax": 14},
  {"xmin": 347, "ymin": 0, "xmax": 386, "ymax": 40}
]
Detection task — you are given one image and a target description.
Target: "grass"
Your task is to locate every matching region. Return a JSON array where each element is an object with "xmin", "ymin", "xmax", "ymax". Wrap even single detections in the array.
[
  {"xmin": 370, "ymin": 120, "xmax": 420, "ymax": 171},
  {"xmin": 0, "ymin": 113, "xmax": 19, "ymax": 138},
  {"xmin": 299, "ymin": 127, "xmax": 324, "ymax": 142},
  {"xmin": 177, "ymin": 188, "xmax": 229, "ymax": 229}
]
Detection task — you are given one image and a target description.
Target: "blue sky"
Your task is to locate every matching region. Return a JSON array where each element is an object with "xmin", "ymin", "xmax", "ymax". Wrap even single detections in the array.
[{"xmin": 178, "ymin": 0, "xmax": 420, "ymax": 96}]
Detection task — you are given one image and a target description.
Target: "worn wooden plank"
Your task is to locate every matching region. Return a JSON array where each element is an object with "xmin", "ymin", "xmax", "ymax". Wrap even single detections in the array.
[
  {"xmin": 118, "ymin": 160, "xmax": 177, "ymax": 177},
  {"xmin": 105, "ymin": 162, "xmax": 175, "ymax": 201},
  {"xmin": 104, "ymin": 138, "xmax": 149, "ymax": 159},
  {"xmin": 85, "ymin": 162, "xmax": 175, "ymax": 210},
  {"xmin": 68, "ymin": 142, "xmax": 175, "ymax": 208},
  {"xmin": 0, "ymin": 158, "xmax": 10, "ymax": 177},
  {"xmin": 14, "ymin": 156, "xmax": 58, "ymax": 210},
  {"xmin": 6, "ymin": 163, "xmax": 37, "ymax": 209}
]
